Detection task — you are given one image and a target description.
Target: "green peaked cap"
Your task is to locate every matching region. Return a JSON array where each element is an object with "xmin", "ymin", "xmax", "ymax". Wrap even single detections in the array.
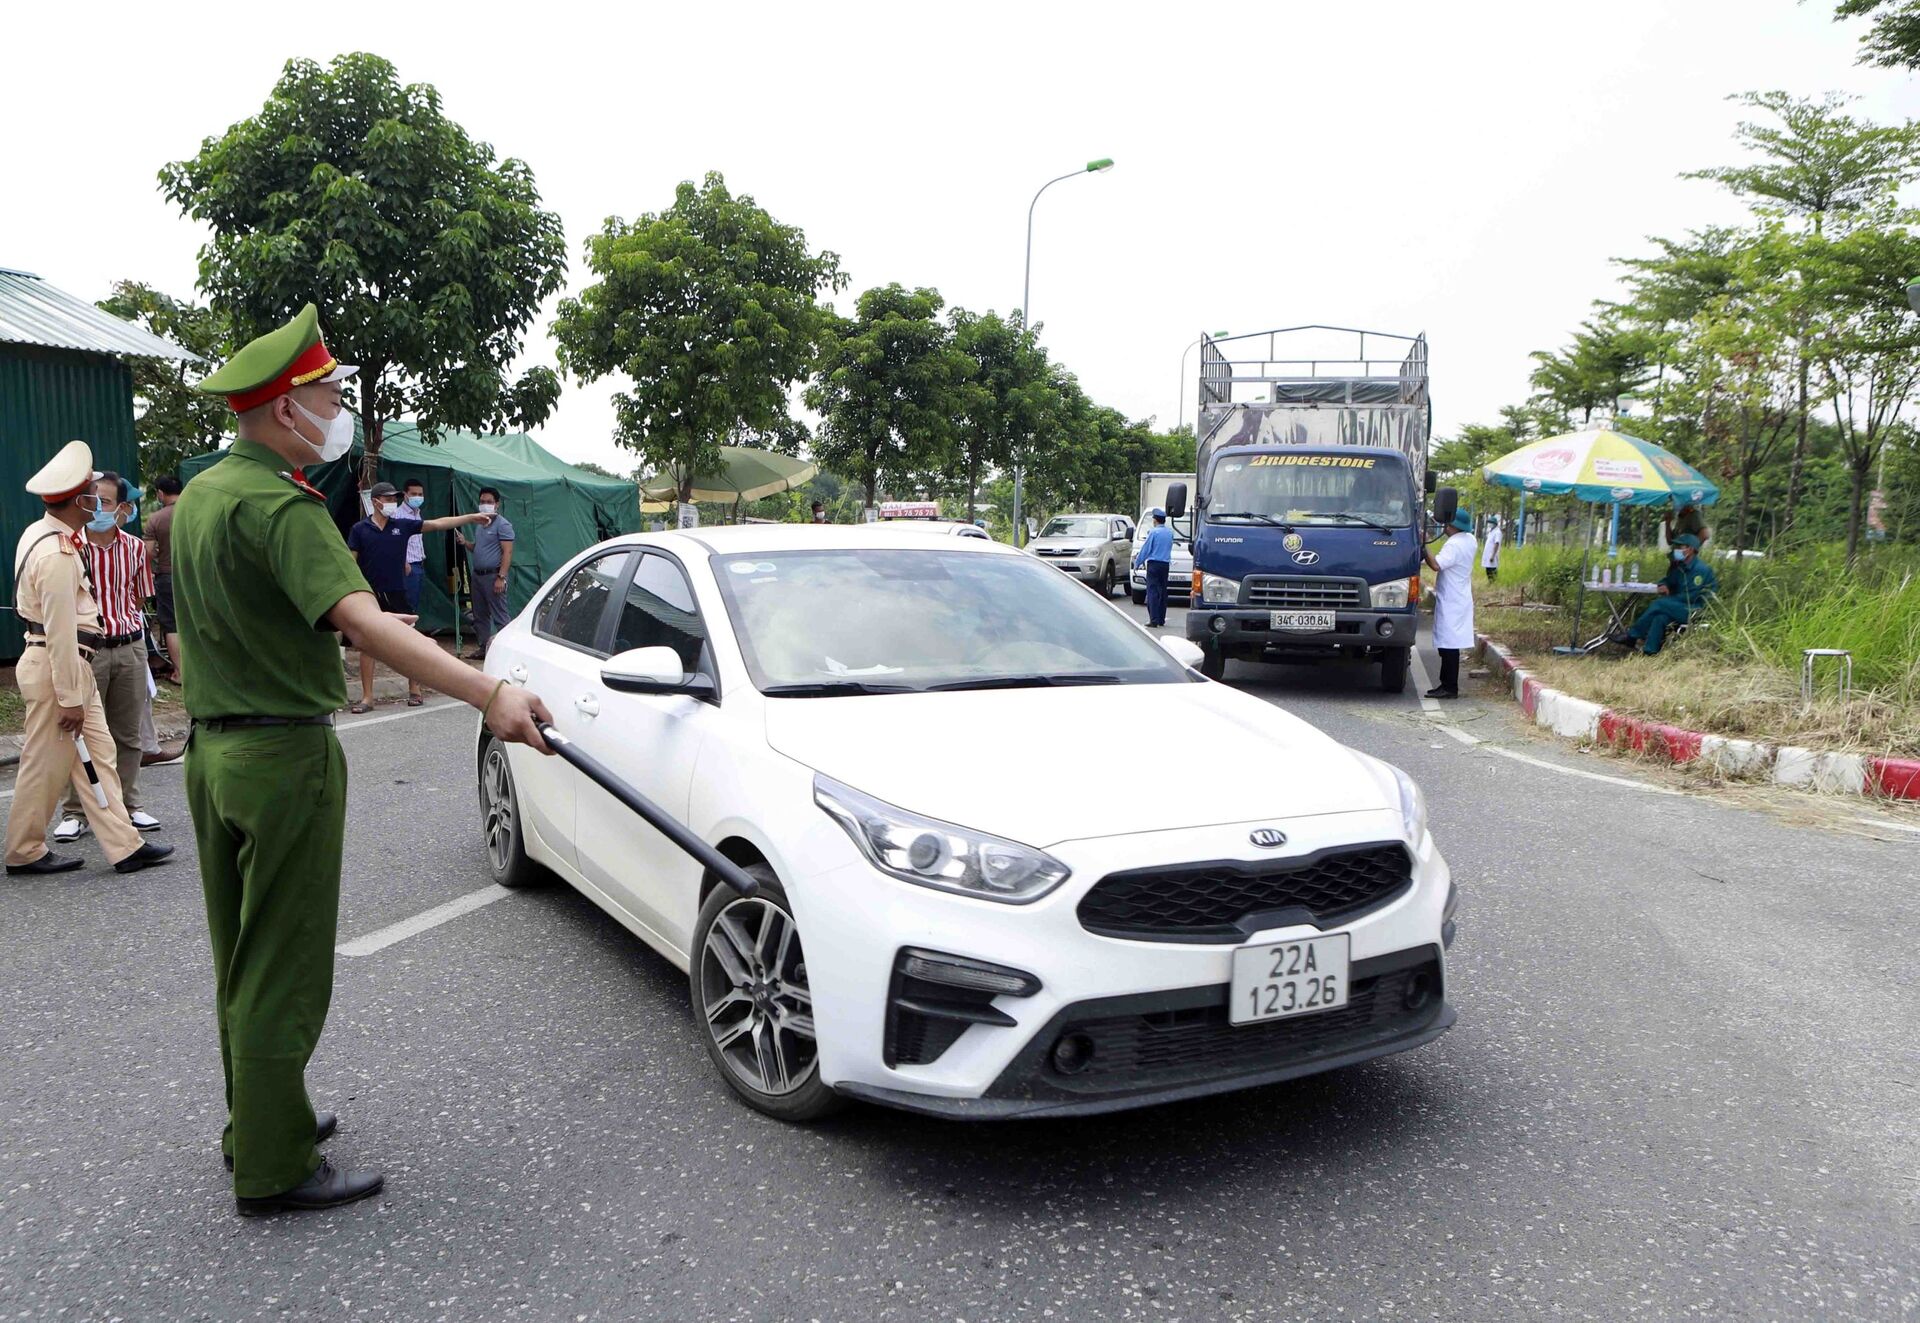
[{"xmin": 194, "ymin": 303, "xmax": 356, "ymax": 409}]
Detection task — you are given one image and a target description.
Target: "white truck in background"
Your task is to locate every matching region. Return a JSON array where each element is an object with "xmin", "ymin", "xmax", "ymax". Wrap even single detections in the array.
[{"xmin": 1130, "ymin": 471, "xmax": 1195, "ymax": 606}]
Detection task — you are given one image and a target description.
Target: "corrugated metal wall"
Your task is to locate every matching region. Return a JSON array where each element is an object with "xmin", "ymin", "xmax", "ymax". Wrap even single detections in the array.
[{"xmin": 1, "ymin": 344, "xmax": 138, "ymax": 660}]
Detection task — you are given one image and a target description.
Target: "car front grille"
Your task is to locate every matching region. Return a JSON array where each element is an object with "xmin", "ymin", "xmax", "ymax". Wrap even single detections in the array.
[
  {"xmin": 1039, "ymin": 959, "xmax": 1440, "ymax": 1087},
  {"xmin": 1077, "ymin": 843, "xmax": 1412, "ymax": 942},
  {"xmin": 1245, "ymin": 576, "xmax": 1365, "ymax": 610}
]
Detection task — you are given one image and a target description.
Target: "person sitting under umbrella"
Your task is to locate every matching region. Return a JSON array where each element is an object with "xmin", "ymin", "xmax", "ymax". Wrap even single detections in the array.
[{"xmin": 1610, "ymin": 533, "xmax": 1716, "ymax": 655}]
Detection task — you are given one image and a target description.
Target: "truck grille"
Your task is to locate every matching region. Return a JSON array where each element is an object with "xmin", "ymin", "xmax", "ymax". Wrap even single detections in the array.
[
  {"xmin": 1077, "ymin": 843, "xmax": 1412, "ymax": 942},
  {"xmin": 1245, "ymin": 577, "xmax": 1365, "ymax": 610}
]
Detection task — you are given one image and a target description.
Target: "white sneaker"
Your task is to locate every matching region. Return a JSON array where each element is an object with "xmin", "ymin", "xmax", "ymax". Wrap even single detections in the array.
[
  {"xmin": 52, "ymin": 816, "xmax": 89, "ymax": 843},
  {"xmin": 130, "ymin": 810, "xmax": 163, "ymax": 832}
]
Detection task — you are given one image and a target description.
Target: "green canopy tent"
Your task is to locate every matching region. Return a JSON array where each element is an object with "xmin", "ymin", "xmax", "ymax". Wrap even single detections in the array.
[
  {"xmin": 181, "ymin": 421, "xmax": 639, "ymax": 635},
  {"xmin": 640, "ymin": 446, "xmax": 819, "ymax": 519}
]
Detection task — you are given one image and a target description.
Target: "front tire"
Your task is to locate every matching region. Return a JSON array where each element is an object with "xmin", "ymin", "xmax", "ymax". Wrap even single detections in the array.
[
  {"xmin": 1198, "ymin": 642, "xmax": 1227, "ymax": 681},
  {"xmin": 478, "ymin": 738, "xmax": 548, "ymax": 888},
  {"xmin": 692, "ymin": 867, "xmax": 844, "ymax": 1122},
  {"xmin": 1098, "ymin": 562, "xmax": 1118, "ymax": 598},
  {"xmin": 1130, "ymin": 588, "xmax": 1146, "ymax": 606},
  {"xmin": 1379, "ymin": 647, "xmax": 1409, "ymax": 693}
]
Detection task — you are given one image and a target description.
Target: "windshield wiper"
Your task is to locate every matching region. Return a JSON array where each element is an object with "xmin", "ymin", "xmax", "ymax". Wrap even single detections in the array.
[
  {"xmin": 761, "ymin": 680, "xmax": 916, "ymax": 697},
  {"xmin": 925, "ymin": 673, "xmax": 1125, "ymax": 692},
  {"xmin": 1322, "ymin": 511, "xmax": 1394, "ymax": 531},
  {"xmin": 1208, "ymin": 511, "xmax": 1292, "ymax": 528}
]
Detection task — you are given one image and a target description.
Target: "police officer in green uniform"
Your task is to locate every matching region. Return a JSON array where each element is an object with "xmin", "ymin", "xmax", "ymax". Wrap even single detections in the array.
[
  {"xmin": 1613, "ymin": 532, "xmax": 1717, "ymax": 655},
  {"xmin": 177, "ymin": 305, "xmax": 554, "ymax": 1215}
]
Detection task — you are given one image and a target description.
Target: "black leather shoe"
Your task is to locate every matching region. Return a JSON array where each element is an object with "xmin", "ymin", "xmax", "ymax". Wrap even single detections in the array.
[
  {"xmin": 6, "ymin": 852, "xmax": 85, "ymax": 876},
  {"xmin": 224, "ymin": 1111, "xmax": 338, "ymax": 1170},
  {"xmin": 113, "ymin": 841, "xmax": 174, "ymax": 874},
  {"xmin": 1423, "ymin": 685, "xmax": 1458, "ymax": 700},
  {"xmin": 234, "ymin": 1157, "xmax": 383, "ymax": 1216}
]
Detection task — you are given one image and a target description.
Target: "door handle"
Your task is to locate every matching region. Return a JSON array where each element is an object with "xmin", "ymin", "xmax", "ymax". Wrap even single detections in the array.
[
  {"xmin": 575, "ymin": 695, "xmax": 601, "ymax": 717},
  {"xmin": 508, "ymin": 665, "xmax": 528, "ymax": 686}
]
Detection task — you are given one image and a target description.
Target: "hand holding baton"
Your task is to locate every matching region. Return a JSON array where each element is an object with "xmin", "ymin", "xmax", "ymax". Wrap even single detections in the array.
[
  {"xmin": 73, "ymin": 735, "xmax": 108, "ymax": 808},
  {"xmin": 535, "ymin": 723, "xmax": 759, "ymax": 898}
]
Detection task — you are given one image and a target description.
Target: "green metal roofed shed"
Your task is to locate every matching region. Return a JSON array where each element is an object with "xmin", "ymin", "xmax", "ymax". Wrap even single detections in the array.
[{"xmin": 1, "ymin": 268, "xmax": 199, "ymax": 660}]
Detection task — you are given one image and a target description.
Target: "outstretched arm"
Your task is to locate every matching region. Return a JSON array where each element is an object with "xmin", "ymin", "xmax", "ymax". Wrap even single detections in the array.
[{"xmin": 420, "ymin": 512, "xmax": 492, "ymax": 534}]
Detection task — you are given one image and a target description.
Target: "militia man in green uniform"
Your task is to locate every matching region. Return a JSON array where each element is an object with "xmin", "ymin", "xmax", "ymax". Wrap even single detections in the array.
[
  {"xmin": 1612, "ymin": 532, "xmax": 1718, "ymax": 656},
  {"xmin": 177, "ymin": 305, "xmax": 554, "ymax": 1215}
]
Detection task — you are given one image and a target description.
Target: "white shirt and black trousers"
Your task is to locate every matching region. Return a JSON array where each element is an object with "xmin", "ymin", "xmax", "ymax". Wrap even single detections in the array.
[{"xmin": 1430, "ymin": 529, "xmax": 1477, "ymax": 696}]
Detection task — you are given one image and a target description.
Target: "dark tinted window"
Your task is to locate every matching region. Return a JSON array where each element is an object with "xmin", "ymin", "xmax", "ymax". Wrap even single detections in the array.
[
  {"xmin": 541, "ymin": 550, "xmax": 633, "ymax": 653},
  {"xmin": 613, "ymin": 553, "xmax": 706, "ymax": 673}
]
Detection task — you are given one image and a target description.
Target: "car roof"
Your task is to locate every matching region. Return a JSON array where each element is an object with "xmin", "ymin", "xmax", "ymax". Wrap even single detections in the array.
[{"xmin": 611, "ymin": 523, "xmax": 1022, "ymax": 559}]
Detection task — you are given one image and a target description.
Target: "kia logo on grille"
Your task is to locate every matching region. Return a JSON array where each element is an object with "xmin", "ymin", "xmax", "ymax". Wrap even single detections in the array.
[
  {"xmin": 1291, "ymin": 550, "xmax": 1320, "ymax": 565},
  {"xmin": 1249, "ymin": 828, "xmax": 1288, "ymax": 849}
]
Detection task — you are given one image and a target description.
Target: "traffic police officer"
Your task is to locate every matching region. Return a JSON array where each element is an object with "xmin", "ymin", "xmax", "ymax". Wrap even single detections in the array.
[
  {"xmin": 1616, "ymin": 533, "xmax": 1717, "ymax": 655},
  {"xmin": 178, "ymin": 304, "xmax": 554, "ymax": 1215},
  {"xmin": 5, "ymin": 441, "xmax": 174, "ymax": 876}
]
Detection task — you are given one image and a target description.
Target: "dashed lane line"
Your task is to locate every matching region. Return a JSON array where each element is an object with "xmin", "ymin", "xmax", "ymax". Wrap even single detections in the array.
[{"xmin": 336, "ymin": 883, "xmax": 515, "ymax": 957}]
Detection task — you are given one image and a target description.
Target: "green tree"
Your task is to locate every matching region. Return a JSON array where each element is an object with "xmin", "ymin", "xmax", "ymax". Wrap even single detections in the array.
[
  {"xmin": 946, "ymin": 309, "xmax": 1055, "ymax": 521},
  {"xmin": 160, "ymin": 53, "xmax": 566, "ymax": 482},
  {"xmin": 1836, "ymin": 0, "xmax": 1920, "ymax": 69},
  {"xmin": 554, "ymin": 173, "xmax": 843, "ymax": 502},
  {"xmin": 806, "ymin": 285, "xmax": 968, "ymax": 508},
  {"xmin": 96, "ymin": 281, "xmax": 233, "ymax": 481},
  {"xmin": 1527, "ymin": 317, "xmax": 1654, "ymax": 423},
  {"xmin": 1684, "ymin": 91, "xmax": 1920, "ymax": 528}
]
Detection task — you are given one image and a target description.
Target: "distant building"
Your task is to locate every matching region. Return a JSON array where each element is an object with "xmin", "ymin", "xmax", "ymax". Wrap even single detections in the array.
[{"xmin": 0, "ymin": 267, "xmax": 198, "ymax": 660}]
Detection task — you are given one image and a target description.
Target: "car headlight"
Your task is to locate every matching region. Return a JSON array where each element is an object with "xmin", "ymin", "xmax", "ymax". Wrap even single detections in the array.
[
  {"xmin": 1199, "ymin": 572, "xmax": 1241, "ymax": 605},
  {"xmin": 814, "ymin": 775, "xmax": 1072, "ymax": 904},
  {"xmin": 1387, "ymin": 763, "xmax": 1429, "ymax": 844},
  {"xmin": 1370, "ymin": 578, "xmax": 1411, "ymax": 609}
]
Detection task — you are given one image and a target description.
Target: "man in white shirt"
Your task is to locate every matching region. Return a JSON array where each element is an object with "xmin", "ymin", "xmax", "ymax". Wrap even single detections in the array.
[
  {"xmin": 1481, "ymin": 515, "xmax": 1503, "ymax": 583},
  {"xmin": 1422, "ymin": 509, "xmax": 1477, "ymax": 700}
]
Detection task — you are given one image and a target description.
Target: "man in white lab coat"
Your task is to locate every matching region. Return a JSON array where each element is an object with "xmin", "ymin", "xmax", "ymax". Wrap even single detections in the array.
[
  {"xmin": 1422, "ymin": 509, "xmax": 1477, "ymax": 699},
  {"xmin": 1481, "ymin": 514, "xmax": 1503, "ymax": 582}
]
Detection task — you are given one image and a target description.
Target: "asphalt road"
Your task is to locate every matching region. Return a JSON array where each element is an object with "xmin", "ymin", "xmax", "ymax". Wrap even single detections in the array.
[{"xmin": 2, "ymin": 605, "xmax": 1916, "ymax": 1321}]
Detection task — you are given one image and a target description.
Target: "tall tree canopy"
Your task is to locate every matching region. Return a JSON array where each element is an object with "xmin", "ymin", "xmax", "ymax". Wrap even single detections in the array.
[
  {"xmin": 160, "ymin": 52, "xmax": 568, "ymax": 476},
  {"xmin": 1836, "ymin": 0, "xmax": 1920, "ymax": 69},
  {"xmin": 947, "ymin": 309, "xmax": 1054, "ymax": 520},
  {"xmin": 553, "ymin": 173, "xmax": 844, "ymax": 501},
  {"xmin": 96, "ymin": 281, "xmax": 233, "ymax": 481},
  {"xmin": 1685, "ymin": 91, "xmax": 1920, "ymax": 233}
]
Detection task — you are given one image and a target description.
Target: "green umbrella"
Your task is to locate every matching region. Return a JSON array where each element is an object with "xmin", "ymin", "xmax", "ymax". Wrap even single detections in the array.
[{"xmin": 641, "ymin": 446, "xmax": 818, "ymax": 513}]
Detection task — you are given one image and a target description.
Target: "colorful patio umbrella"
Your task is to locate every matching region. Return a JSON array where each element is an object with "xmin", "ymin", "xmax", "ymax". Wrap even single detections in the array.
[
  {"xmin": 1480, "ymin": 428, "xmax": 1718, "ymax": 507},
  {"xmin": 1480, "ymin": 428, "xmax": 1717, "ymax": 653},
  {"xmin": 640, "ymin": 446, "xmax": 819, "ymax": 515}
]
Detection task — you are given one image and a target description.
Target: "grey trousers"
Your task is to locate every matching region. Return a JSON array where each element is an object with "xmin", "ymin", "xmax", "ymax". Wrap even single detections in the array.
[
  {"xmin": 64, "ymin": 642, "xmax": 148, "ymax": 813},
  {"xmin": 471, "ymin": 571, "xmax": 510, "ymax": 652}
]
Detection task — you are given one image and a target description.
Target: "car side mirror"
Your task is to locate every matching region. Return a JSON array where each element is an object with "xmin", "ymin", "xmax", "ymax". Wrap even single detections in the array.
[
  {"xmin": 1157, "ymin": 635, "xmax": 1205, "ymax": 669},
  {"xmin": 1165, "ymin": 482, "xmax": 1188, "ymax": 519},
  {"xmin": 601, "ymin": 645, "xmax": 717, "ymax": 702}
]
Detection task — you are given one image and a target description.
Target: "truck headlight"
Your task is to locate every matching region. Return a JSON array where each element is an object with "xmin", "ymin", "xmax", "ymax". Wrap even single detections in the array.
[
  {"xmin": 814, "ymin": 775, "xmax": 1072, "ymax": 904},
  {"xmin": 1199, "ymin": 573, "xmax": 1241, "ymax": 605},
  {"xmin": 1370, "ymin": 579, "xmax": 1411, "ymax": 609}
]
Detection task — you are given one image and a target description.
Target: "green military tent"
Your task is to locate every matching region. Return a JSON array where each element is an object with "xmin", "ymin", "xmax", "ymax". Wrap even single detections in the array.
[{"xmin": 180, "ymin": 421, "xmax": 639, "ymax": 635}]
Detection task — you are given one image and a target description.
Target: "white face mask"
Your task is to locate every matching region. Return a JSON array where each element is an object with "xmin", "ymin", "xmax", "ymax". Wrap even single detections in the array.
[
  {"xmin": 477, "ymin": 502, "xmax": 497, "ymax": 516},
  {"xmin": 289, "ymin": 397, "xmax": 354, "ymax": 464},
  {"xmin": 379, "ymin": 502, "xmax": 399, "ymax": 518}
]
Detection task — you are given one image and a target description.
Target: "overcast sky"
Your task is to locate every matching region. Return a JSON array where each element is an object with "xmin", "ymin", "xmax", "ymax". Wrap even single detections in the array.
[{"xmin": 9, "ymin": 0, "xmax": 1919, "ymax": 477}]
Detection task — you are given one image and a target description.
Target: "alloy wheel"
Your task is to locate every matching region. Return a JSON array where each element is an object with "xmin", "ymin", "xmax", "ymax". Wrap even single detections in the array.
[
  {"xmin": 699, "ymin": 896, "xmax": 818, "ymax": 1096},
  {"xmin": 481, "ymin": 745, "xmax": 517, "ymax": 874}
]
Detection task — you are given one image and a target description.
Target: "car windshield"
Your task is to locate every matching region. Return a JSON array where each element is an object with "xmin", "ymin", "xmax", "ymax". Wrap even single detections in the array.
[
  {"xmin": 1040, "ymin": 517, "xmax": 1110, "ymax": 539},
  {"xmin": 1207, "ymin": 453, "xmax": 1412, "ymax": 527},
  {"xmin": 712, "ymin": 549, "xmax": 1190, "ymax": 693}
]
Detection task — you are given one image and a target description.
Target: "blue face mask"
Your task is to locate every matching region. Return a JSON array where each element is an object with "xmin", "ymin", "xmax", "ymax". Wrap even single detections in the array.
[
  {"xmin": 1672, "ymin": 549, "xmax": 1687, "ymax": 563},
  {"xmin": 86, "ymin": 508, "xmax": 119, "ymax": 533},
  {"xmin": 407, "ymin": 494, "xmax": 425, "ymax": 509}
]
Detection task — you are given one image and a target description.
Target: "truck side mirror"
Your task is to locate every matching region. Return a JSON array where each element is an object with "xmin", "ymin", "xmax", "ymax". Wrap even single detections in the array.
[
  {"xmin": 1165, "ymin": 482, "xmax": 1188, "ymax": 519},
  {"xmin": 1431, "ymin": 487, "xmax": 1458, "ymax": 527},
  {"xmin": 1424, "ymin": 471, "xmax": 1437, "ymax": 495}
]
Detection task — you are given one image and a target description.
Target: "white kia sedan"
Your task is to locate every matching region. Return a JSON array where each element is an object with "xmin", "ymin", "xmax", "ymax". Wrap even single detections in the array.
[{"xmin": 477, "ymin": 525, "xmax": 1457, "ymax": 1121}]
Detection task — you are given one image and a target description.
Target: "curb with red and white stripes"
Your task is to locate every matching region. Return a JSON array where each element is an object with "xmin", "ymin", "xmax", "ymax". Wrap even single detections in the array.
[{"xmin": 1473, "ymin": 634, "xmax": 1920, "ymax": 801}]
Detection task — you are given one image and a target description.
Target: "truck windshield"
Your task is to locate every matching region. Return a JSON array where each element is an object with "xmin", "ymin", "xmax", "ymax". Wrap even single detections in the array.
[{"xmin": 1207, "ymin": 454, "xmax": 1411, "ymax": 528}]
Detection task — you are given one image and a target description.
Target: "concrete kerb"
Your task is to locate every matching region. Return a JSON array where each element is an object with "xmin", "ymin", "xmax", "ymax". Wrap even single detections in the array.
[{"xmin": 1471, "ymin": 634, "xmax": 1918, "ymax": 802}]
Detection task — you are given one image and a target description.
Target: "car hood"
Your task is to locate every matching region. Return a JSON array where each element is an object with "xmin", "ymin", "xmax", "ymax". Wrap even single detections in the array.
[
  {"xmin": 1028, "ymin": 536, "xmax": 1098, "ymax": 553},
  {"xmin": 762, "ymin": 683, "xmax": 1391, "ymax": 848}
]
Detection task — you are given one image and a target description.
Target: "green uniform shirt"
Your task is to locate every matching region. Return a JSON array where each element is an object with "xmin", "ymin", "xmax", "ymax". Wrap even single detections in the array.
[
  {"xmin": 173, "ymin": 439, "xmax": 371, "ymax": 717},
  {"xmin": 1661, "ymin": 555, "xmax": 1718, "ymax": 610}
]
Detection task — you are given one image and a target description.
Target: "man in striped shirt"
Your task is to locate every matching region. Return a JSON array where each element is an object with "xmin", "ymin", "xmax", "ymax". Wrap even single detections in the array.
[{"xmin": 55, "ymin": 472, "xmax": 166, "ymax": 839}]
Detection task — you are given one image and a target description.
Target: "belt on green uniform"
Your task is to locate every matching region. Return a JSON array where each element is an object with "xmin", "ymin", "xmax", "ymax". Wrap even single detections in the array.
[{"xmin": 193, "ymin": 714, "xmax": 337, "ymax": 731}]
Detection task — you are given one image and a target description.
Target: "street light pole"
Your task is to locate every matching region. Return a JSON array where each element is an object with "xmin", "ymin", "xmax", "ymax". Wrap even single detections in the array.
[
  {"xmin": 1013, "ymin": 157, "xmax": 1114, "ymax": 547},
  {"xmin": 1177, "ymin": 330, "xmax": 1232, "ymax": 437}
]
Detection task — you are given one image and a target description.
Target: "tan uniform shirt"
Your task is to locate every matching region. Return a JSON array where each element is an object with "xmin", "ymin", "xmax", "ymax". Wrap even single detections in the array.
[{"xmin": 12, "ymin": 513, "xmax": 104, "ymax": 707}]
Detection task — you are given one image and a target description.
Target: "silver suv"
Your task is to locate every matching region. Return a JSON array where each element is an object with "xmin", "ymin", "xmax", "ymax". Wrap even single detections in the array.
[{"xmin": 1025, "ymin": 513, "xmax": 1133, "ymax": 597}]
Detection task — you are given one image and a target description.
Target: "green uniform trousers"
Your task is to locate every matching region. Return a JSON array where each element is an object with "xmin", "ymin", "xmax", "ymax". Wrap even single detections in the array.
[
  {"xmin": 184, "ymin": 722, "xmax": 346, "ymax": 1198},
  {"xmin": 1628, "ymin": 596, "xmax": 1696, "ymax": 655}
]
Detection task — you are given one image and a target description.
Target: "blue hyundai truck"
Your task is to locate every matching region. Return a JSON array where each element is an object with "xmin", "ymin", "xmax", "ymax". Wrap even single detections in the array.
[{"xmin": 1168, "ymin": 326, "xmax": 1433, "ymax": 691}]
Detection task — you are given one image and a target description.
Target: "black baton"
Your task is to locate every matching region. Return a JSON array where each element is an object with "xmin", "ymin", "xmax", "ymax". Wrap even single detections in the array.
[{"xmin": 536, "ymin": 723, "xmax": 759, "ymax": 898}]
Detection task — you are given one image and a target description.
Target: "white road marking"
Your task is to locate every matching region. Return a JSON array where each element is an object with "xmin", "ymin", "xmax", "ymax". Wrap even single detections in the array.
[
  {"xmin": 1408, "ymin": 645, "xmax": 1678, "ymax": 795},
  {"xmin": 1855, "ymin": 816, "xmax": 1920, "ymax": 837},
  {"xmin": 337, "ymin": 884, "xmax": 514, "ymax": 957}
]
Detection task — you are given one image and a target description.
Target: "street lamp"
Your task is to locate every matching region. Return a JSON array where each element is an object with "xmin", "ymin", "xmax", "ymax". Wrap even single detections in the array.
[
  {"xmin": 1013, "ymin": 156, "xmax": 1115, "ymax": 546},
  {"xmin": 1178, "ymin": 331, "xmax": 1232, "ymax": 436}
]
